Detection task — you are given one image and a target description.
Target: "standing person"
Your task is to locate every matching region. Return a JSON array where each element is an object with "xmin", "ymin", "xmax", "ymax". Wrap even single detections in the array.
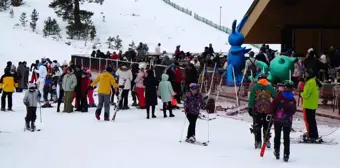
[
  {"xmin": 173, "ymin": 62, "xmax": 183, "ymax": 104},
  {"xmin": 155, "ymin": 43, "xmax": 161, "ymax": 55},
  {"xmin": 86, "ymin": 70, "xmax": 96, "ymax": 107},
  {"xmin": 16, "ymin": 62, "xmax": 26, "ymax": 92},
  {"xmin": 115, "ymin": 64, "xmax": 133, "ymax": 110},
  {"xmin": 144, "ymin": 70, "xmax": 158, "ymax": 119},
  {"xmin": 245, "ymin": 51, "xmax": 258, "ymax": 77},
  {"xmin": 62, "ymin": 67, "xmax": 78, "ymax": 113},
  {"xmin": 79, "ymin": 70, "xmax": 89, "ymax": 112},
  {"xmin": 131, "ymin": 63, "xmax": 139, "ymax": 106},
  {"xmin": 248, "ymin": 73, "xmax": 276, "ymax": 148},
  {"xmin": 41, "ymin": 74, "xmax": 53, "ymax": 108},
  {"xmin": 36, "ymin": 61, "xmax": 47, "ymax": 102},
  {"xmin": 57, "ymin": 67, "xmax": 67, "ymax": 112},
  {"xmin": 301, "ymin": 69, "xmax": 322, "ymax": 142},
  {"xmin": 135, "ymin": 63, "xmax": 146, "ymax": 109},
  {"xmin": 158, "ymin": 74, "xmax": 175, "ymax": 118},
  {"xmin": 184, "ymin": 83, "xmax": 206, "ymax": 142},
  {"xmin": 23, "ymin": 61, "xmax": 29, "ymax": 89},
  {"xmin": 270, "ymin": 81, "xmax": 296, "ymax": 162},
  {"xmin": 90, "ymin": 66, "xmax": 119, "ymax": 121},
  {"xmin": 74, "ymin": 65, "xmax": 83, "ymax": 111},
  {"xmin": 185, "ymin": 63, "xmax": 198, "ymax": 91},
  {"xmin": 30, "ymin": 60, "xmax": 40, "ymax": 83},
  {"xmin": 23, "ymin": 83, "xmax": 40, "ymax": 131},
  {"xmin": 0, "ymin": 67, "xmax": 18, "ymax": 111}
]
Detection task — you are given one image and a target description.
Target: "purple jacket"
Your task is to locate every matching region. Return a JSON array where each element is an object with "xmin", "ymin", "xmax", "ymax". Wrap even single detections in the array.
[{"xmin": 184, "ymin": 92, "xmax": 205, "ymax": 115}]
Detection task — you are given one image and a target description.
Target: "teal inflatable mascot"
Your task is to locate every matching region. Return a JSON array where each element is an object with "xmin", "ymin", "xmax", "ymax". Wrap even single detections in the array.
[{"xmin": 226, "ymin": 16, "xmax": 251, "ymax": 86}]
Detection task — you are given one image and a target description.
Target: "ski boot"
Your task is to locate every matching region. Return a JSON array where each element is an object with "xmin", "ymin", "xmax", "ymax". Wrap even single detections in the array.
[
  {"xmin": 104, "ymin": 114, "xmax": 110, "ymax": 121},
  {"xmin": 254, "ymin": 141, "xmax": 262, "ymax": 149},
  {"xmin": 283, "ymin": 153, "xmax": 289, "ymax": 162},
  {"xmin": 146, "ymin": 113, "xmax": 150, "ymax": 119},
  {"xmin": 185, "ymin": 136, "xmax": 196, "ymax": 143},
  {"xmin": 95, "ymin": 111, "xmax": 100, "ymax": 120},
  {"xmin": 152, "ymin": 114, "xmax": 157, "ymax": 118},
  {"xmin": 273, "ymin": 149, "xmax": 280, "ymax": 160},
  {"xmin": 169, "ymin": 112, "xmax": 175, "ymax": 117},
  {"xmin": 25, "ymin": 121, "xmax": 31, "ymax": 131},
  {"xmin": 30, "ymin": 121, "xmax": 36, "ymax": 132},
  {"xmin": 7, "ymin": 108, "xmax": 13, "ymax": 111},
  {"xmin": 1, "ymin": 108, "xmax": 5, "ymax": 111}
]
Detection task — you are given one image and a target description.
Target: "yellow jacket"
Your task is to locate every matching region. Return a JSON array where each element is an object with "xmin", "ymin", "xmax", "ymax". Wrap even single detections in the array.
[
  {"xmin": 91, "ymin": 71, "xmax": 118, "ymax": 95},
  {"xmin": 0, "ymin": 74, "xmax": 18, "ymax": 93}
]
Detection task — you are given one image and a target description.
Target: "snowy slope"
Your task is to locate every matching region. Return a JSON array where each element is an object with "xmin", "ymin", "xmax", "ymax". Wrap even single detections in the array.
[
  {"xmin": 0, "ymin": 93, "xmax": 339, "ymax": 168},
  {"xmin": 0, "ymin": 0, "xmax": 260, "ymax": 71}
]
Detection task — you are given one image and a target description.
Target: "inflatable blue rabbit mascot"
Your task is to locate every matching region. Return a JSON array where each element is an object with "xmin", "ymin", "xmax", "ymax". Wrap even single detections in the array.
[{"xmin": 225, "ymin": 16, "xmax": 251, "ymax": 86}]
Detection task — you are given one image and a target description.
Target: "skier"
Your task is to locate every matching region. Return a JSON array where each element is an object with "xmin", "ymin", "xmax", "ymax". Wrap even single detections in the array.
[
  {"xmin": 301, "ymin": 69, "xmax": 322, "ymax": 142},
  {"xmin": 158, "ymin": 74, "xmax": 175, "ymax": 118},
  {"xmin": 23, "ymin": 83, "xmax": 40, "ymax": 131},
  {"xmin": 270, "ymin": 80, "xmax": 296, "ymax": 162},
  {"xmin": 35, "ymin": 61, "xmax": 47, "ymax": 102},
  {"xmin": 0, "ymin": 67, "xmax": 18, "ymax": 111},
  {"xmin": 248, "ymin": 73, "xmax": 276, "ymax": 148},
  {"xmin": 115, "ymin": 64, "xmax": 133, "ymax": 110},
  {"xmin": 90, "ymin": 66, "xmax": 119, "ymax": 121},
  {"xmin": 184, "ymin": 83, "xmax": 206, "ymax": 142},
  {"xmin": 144, "ymin": 69, "xmax": 158, "ymax": 119}
]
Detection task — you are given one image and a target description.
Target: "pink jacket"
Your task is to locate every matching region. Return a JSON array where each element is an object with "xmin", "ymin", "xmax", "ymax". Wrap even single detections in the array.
[{"xmin": 134, "ymin": 70, "xmax": 145, "ymax": 88}]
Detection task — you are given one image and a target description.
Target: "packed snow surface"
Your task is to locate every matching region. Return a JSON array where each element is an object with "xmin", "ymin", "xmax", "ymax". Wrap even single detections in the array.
[{"xmin": 0, "ymin": 93, "xmax": 339, "ymax": 168}]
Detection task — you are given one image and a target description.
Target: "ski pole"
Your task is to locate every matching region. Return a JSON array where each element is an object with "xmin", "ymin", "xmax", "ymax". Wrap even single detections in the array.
[
  {"xmin": 178, "ymin": 115, "xmax": 187, "ymax": 143},
  {"xmin": 39, "ymin": 101, "xmax": 42, "ymax": 123}
]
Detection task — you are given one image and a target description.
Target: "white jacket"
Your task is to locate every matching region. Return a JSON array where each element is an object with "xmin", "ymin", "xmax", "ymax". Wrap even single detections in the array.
[
  {"xmin": 190, "ymin": 60, "xmax": 200, "ymax": 68},
  {"xmin": 35, "ymin": 65, "xmax": 47, "ymax": 81},
  {"xmin": 116, "ymin": 69, "xmax": 133, "ymax": 90},
  {"xmin": 155, "ymin": 46, "xmax": 161, "ymax": 55}
]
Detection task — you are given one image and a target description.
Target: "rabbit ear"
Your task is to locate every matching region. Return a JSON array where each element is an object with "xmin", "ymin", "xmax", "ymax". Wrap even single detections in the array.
[
  {"xmin": 232, "ymin": 20, "xmax": 237, "ymax": 34},
  {"xmin": 236, "ymin": 15, "xmax": 249, "ymax": 32}
]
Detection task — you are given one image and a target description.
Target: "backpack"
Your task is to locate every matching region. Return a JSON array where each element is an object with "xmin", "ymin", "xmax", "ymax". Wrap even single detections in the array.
[
  {"xmin": 248, "ymin": 58, "xmax": 257, "ymax": 76},
  {"xmin": 254, "ymin": 87, "xmax": 272, "ymax": 114},
  {"xmin": 274, "ymin": 97, "xmax": 296, "ymax": 126}
]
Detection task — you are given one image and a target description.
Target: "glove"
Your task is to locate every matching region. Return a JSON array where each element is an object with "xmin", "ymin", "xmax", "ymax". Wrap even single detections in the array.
[
  {"xmin": 38, "ymin": 92, "xmax": 41, "ymax": 98},
  {"xmin": 24, "ymin": 101, "xmax": 29, "ymax": 107},
  {"xmin": 248, "ymin": 108, "xmax": 253, "ymax": 117}
]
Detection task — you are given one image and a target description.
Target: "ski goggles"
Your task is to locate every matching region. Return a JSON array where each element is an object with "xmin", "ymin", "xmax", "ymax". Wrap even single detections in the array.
[{"xmin": 190, "ymin": 85, "xmax": 199, "ymax": 90}]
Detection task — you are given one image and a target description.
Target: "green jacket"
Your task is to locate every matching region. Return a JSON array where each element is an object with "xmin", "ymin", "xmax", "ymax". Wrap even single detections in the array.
[
  {"xmin": 301, "ymin": 77, "xmax": 319, "ymax": 110},
  {"xmin": 248, "ymin": 80, "xmax": 276, "ymax": 109},
  {"xmin": 62, "ymin": 73, "xmax": 77, "ymax": 92}
]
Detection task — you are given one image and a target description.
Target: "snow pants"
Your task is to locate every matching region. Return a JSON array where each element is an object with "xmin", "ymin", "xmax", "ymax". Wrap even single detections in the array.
[
  {"xmin": 274, "ymin": 122, "xmax": 291, "ymax": 155},
  {"xmin": 136, "ymin": 87, "xmax": 145, "ymax": 108},
  {"xmin": 303, "ymin": 108, "xmax": 319, "ymax": 138},
  {"xmin": 1, "ymin": 92, "xmax": 13, "ymax": 109},
  {"xmin": 57, "ymin": 90, "xmax": 64, "ymax": 111},
  {"xmin": 254, "ymin": 113, "xmax": 271, "ymax": 143},
  {"xmin": 30, "ymin": 73, "xmax": 39, "ymax": 83},
  {"xmin": 87, "ymin": 89, "xmax": 95, "ymax": 105},
  {"xmin": 96, "ymin": 94, "xmax": 110, "ymax": 118},
  {"xmin": 43, "ymin": 85, "xmax": 50, "ymax": 102},
  {"xmin": 186, "ymin": 113, "xmax": 199, "ymax": 138},
  {"xmin": 25, "ymin": 107, "xmax": 37, "ymax": 122},
  {"xmin": 38, "ymin": 79, "xmax": 45, "ymax": 101},
  {"xmin": 119, "ymin": 90, "xmax": 129, "ymax": 109}
]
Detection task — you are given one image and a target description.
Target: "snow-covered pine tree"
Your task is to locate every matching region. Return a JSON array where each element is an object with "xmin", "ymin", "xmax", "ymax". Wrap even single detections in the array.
[
  {"xmin": 9, "ymin": 8, "xmax": 14, "ymax": 18},
  {"xmin": 43, "ymin": 17, "xmax": 61, "ymax": 37},
  {"xmin": 19, "ymin": 12, "xmax": 28, "ymax": 27},
  {"xmin": 106, "ymin": 36, "xmax": 114, "ymax": 49},
  {"xmin": 128, "ymin": 41, "xmax": 136, "ymax": 50},
  {"xmin": 30, "ymin": 9, "xmax": 39, "ymax": 32},
  {"xmin": 49, "ymin": 0, "xmax": 103, "ymax": 39},
  {"xmin": 0, "ymin": 0, "xmax": 10, "ymax": 11},
  {"xmin": 11, "ymin": 0, "xmax": 24, "ymax": 7},
  {"xmin": 113, "ymin": 35, "xmax": 123, "ymax": 50}
]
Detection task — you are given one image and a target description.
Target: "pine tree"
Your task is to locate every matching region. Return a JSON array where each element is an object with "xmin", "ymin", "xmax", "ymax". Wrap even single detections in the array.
[
  {"xmin": 49, "ymin": 0, "xmax": 103, "ymax": 38},
  {"xmin": 128, "ymin": 41, "xmax": 136, "ymax": 50},
  {"xmin": 11, "ymin": 0, "xmax": 23, "ymax": 7},
  {"xmin": 19, "ymin": 12, "xmax": 28, "ymax": 27},
  {"xmin": 113, "ymin": 35, "xmax": 123, "ymax": 50},
  {"xmin": 30, "ymin": 9, "xmax": 39, "ymax": 32},
  {"xmin": 0, "ymin": 0, "xmax": 10, "ymax": 11},
  {"xmin": 90, "ymin": 26, "xmax": 96, "ymax": 41},
  {"xmin": 106, "ymin": 36, "xmax": 114, "ymax": 49},
  {"xmin": 9, "ymin": 8, "xmax": 14, "ymax": 18},
  {"xmin": 43, "ymin": 17, "xmax": 61, "ymax": 37}
]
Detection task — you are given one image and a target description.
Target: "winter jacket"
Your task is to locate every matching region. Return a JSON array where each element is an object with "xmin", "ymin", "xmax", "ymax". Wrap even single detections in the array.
[
  {"xmin": 58, "ymin": 73, "xmax": 66, "ymax": 90},
  {"xmin": 185, "ymin": 66, "xmax": 198, "ymax": 85},
  {"xmin": 270, "ymin": 91, "xmax": 296, "ymax": 126},
  {"xmin": 144, "ymin": 71, "xmax": 158, "ymax": 106},
  {"xmin": 80, "ymin": 77, "xmax": 90, "ymax": 96},
  {"xmin": 190, "ymin": 59, "xmax": 200, "ymax": 68},
  {"xmin": 116, "ymin": 68, "xmax": 133, "ymax": 90},
  {"xmin": 248, "ymin": 79, "xmax": 276, "ymax": 113},
  {"xmin": 44, "ymin": 75, "xmax": 53, "ymax": 86},
  {"xmin": 135, "ymin": 70, "xmax": 145, "ymax": 88},
  {"xmin": 184, "ymin": 91, "xmax": 205, "ymax": 115},
  {"xmin": 301, "ymin": 77, "xmax": 320, "ymax": 110},
  {"xmin": 23, "ymin": 88, "xmax": 39, "ymax": 107},
  {"xmin": 17, "ymin": 64, "xmax": 26, "ymax": 89},
  {"xmin": 155, "ymin": 46, "xmax": 161, "ymax": 55},
  {"xmin": 62, "ymin": 73, "xmax": 78, "ymax": 92},
  {"xmin": 158, "ymin": 74, "xmax": 175, "ymax": 102},
  {"xmin": 91, "ymin": 71, "xmax": 119, "ymax": 95},
  {"xmin": 173, "ymin": 68, "xmax": 183, "ymax": 84},
  {"xmin": 36, "ymin": 65, "xmax": 47, "ymax": 81},
  {"xmin": 111, "ymin": 53, "xmax": 120, "ymax": 60},
  {"xmin": 0, "ymin": 72, "xmax": 18, "ymax": 93}
]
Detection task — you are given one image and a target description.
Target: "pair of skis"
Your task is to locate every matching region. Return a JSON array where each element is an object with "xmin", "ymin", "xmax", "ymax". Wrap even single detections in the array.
[{"xmin": 112, "ymin": 82, "xmax": 126, "ymax": 121}]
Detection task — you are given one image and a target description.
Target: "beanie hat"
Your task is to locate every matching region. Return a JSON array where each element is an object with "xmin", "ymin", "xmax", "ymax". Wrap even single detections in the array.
[{"xmin": 106, "ymin": 66, "xmax": 113, "ymax": 72}]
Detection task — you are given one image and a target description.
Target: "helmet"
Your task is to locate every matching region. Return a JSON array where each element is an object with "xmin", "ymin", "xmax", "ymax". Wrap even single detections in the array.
[{"xmin": 257, "ymin": 73, "xmax": 267, "ymax": 79}]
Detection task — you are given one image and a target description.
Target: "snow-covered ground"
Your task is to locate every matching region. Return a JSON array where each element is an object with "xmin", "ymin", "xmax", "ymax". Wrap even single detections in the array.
[
  {"xmin": 0, "ymin": 93, "xmax": 339, "ymax": 168},
  {"xmin": 0, "ymin": 0, "xmax": 260, "ymax": 72}
]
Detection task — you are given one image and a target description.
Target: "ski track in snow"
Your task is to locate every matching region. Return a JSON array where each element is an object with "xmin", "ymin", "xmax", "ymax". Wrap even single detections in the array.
[{"xmin": 0, "ymin": 92, "xmax": 339, "ymax": 168}]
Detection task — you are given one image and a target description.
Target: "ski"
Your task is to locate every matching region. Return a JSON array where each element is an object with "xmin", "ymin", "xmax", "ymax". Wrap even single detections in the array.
[
  {"xmin": 183, "ymin": 140, "xmax": 208, "ymax": 146},
  {"xmin": 290, "ymin": 137, "xmax": 338, "ymax": 145},
  {"xmin": 24, "ymin": 128, "xmax": 41, "ymax": 132},
  {"xmin": 112, "ymin": 82, "xmax": 126, "ymax": 121},
  {"xmin": 260, "ymin": 115, "xmax": 273, "ymax": 157}
]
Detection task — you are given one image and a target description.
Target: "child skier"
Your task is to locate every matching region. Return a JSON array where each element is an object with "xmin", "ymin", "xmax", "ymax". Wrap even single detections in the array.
[
  {"xmin": 159, "ymin": 74, "xmax": 175, "ymax": 117},
  {"xmin": 23, "ymin": 83, "xmax": 40, "ymax": 131},
  {"xmin": 184, "ymin": 83, "xmax": 205, "ymax": 142},
  {"xmin": 248, "ymin": 73, "xmax": 276, "ymax": 148},
  {"xmin": 270, "ymin": 80, "xmax": 296, "ymax": 162}
]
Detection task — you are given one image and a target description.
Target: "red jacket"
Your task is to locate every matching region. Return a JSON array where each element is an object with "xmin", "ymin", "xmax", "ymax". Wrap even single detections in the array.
[
  {"xmin": 111, "ymin": 54, "xmax": 120, "ymax": 60},
  {"xmin": 174, "ymin": 68, "xmax": 183, "ymax": 83},
  {"xmin": 80, "ymin": 77, "xmax": 90, "ymax": 96}
]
